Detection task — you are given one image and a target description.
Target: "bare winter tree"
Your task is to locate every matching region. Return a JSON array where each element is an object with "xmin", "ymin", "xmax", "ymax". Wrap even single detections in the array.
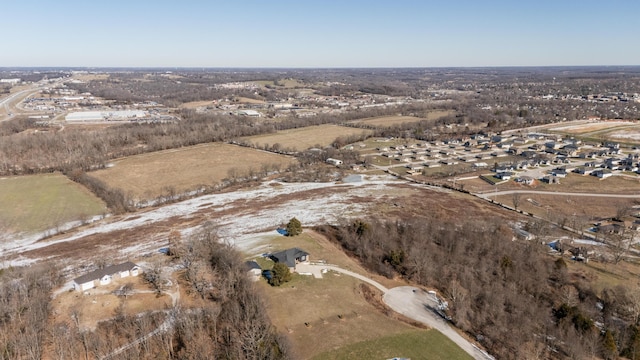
[{"xmin": 512, "ymin": 192, "xmax": 521, "ymax": 210}]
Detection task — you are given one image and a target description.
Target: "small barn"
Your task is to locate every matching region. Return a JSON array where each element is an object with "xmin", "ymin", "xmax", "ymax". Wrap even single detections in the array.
[{"xmin": 245, "ymin": 260, "xmax": 262, "ymax": 281}]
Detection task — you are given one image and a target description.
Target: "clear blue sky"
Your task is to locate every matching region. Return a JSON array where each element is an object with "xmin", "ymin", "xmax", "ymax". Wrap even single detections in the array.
[{"xmin": 2, "ymin": 0, "xmax": 638, "ymax": 68}]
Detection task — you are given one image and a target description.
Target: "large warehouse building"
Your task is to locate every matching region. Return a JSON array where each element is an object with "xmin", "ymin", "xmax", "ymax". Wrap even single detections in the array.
[{"xmin": 65, "ymin": 110, "xmax": 148, "ymax": 122}]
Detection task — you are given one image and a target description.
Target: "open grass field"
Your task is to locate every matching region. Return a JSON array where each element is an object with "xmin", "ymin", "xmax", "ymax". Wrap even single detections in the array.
[
  {"xmin": 88, "ymin": 143, "xmax": 295, "ymax": 202},
  {"xmin": 548, "ymin": 120, "xmax": 636, "ymax": 134},
  {"xmin": 178, "ymin": 100, "xmax": 216, "ymax": 109},
  {"xmin": 493, "ymin": 192, "xmax": 635, "ymax": 223},
  {"xmin": 260, "ymin": 273, "xmax": 419, "ymax": 359},
  {"xmin": 312, "ymin": 329, "xmax": 472, "ymax": 360},
  {"xmin": 546, "ymin": 120, "xmax": 640, "ymax": 144},
  {"xmin": 350, "ymin": 110, "xmax": 453, "ymax": 127},
  {"xmin": 241, "ymin": 125, "xmax": 373, "ymax": 151},
  {"xmin": 0, "ymin": 173, "xmax": 106, "ymax": 234}
]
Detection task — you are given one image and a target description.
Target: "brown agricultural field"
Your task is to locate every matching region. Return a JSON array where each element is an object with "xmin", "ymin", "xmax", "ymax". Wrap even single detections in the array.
[
  {"xmin": 350, "ymin": 110, "xmax": 453, "ymax": 127},
  {"xmin": 241, "ymin": 125, "xmax": 373, "ymax": 151},
  {"xmin": 179, "ymin": 100, "xmax": 216, "ymax": 109},
  {"xmin": 88, "ymin": 143, "xmax": 295, "ymax": 202},
  {"xmin": 493, "ymin": 193, "xmax": 636, "ymax": 223},
  {"xmin": 547, "ymin": 120, "xmax": 636, "ymax": 134}
]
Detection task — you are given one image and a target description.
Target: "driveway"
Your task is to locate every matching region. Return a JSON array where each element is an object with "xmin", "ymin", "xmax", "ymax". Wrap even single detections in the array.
[
  {"xmin": 298, "ymin": 263, "xmax": 492, "ymax": 360},
  {"xmin": 384, "ymin": 286, "xmax": 493, "ymax": 360}
]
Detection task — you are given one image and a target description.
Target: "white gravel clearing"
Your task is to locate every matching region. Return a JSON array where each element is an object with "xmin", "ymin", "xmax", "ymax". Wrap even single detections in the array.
[{"xmin": 1, "ymin": 176, "xmax": 406, "ymax": 266}]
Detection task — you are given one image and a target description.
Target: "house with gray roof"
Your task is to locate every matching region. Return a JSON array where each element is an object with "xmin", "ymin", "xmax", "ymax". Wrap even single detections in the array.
[
  {"xmin": 270, "ymin": 248, "xmax": 310, "ymax": 271},
  {"xmin": 73, "ymin": 262, "xmax": 141, "ymax": 292}
]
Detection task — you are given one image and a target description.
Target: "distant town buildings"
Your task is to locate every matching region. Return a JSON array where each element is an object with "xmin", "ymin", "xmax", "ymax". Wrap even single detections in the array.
[
  {"xmin": 65, "ymin": 110, "xmax": 148, "ymax": 122},
  {"xmin": 0, "ymin": 78, "xmax": 21, "ymax": 85}
]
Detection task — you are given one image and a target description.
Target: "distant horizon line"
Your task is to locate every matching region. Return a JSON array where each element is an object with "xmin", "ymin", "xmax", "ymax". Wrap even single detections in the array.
[{"xmin": 1, "ymin": 65, "xmax": 640, "ymax": 71}]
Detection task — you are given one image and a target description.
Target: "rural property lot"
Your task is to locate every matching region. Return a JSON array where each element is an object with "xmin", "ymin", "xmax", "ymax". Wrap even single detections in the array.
[
  {"xmin": 240, "ymin": 125, "xmax": 373, "ymax": 151},
  {"xmin": 0, "ymin": 173, "xmax": 106, "ymax": 235},
  {"xmin": 350, "ymin": 110, "xmax": 453, "ymax": 127},
  {"xmin": 88, "ymin": 143, "xmax": 295, "ymax": 202},
  {"xmin": 548, "ymin": 120, "xmax": 636, "ymax": 134},
  {"xmin": 254, "ymin": 230, "xmax": 474, "ymax": 359}
]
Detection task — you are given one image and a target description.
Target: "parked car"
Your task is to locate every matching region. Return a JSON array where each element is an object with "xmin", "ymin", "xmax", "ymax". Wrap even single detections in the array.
[{"xmin": 262, "ymin": 269, "xmax": 273, "ymax": 280}]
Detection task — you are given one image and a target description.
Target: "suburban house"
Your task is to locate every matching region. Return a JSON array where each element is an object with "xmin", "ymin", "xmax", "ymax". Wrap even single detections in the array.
[
  {"xmin": 515, "ymin": 176, "xmax": 534, "ymax": 185},
  {"xmin": 593, "ymin": 169, "xmax": 613, "ymax": 179},
  {"xmin": 542, "ymin": 175, "xmax": 561, "ymax": 184},
  {"xmin": 270, "ymin": 248, "xmax": 310, "ymax": 272},
  {"xmin": 73, "ymin": 262, "xmax": 141, "ymax": 292},
  {"xmin": 551, "ymin": 168, "xmax": 568, "ymax": 178}
]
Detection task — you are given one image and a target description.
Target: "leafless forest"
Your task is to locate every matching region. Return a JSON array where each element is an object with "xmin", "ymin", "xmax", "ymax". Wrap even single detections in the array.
[
  {"xmin": 0, "ymin": 227, "xmax": 290, "ymax": 360},
  {"xmin": 317, "ymin": 216, "xmax": 640, "ymax": 359}
]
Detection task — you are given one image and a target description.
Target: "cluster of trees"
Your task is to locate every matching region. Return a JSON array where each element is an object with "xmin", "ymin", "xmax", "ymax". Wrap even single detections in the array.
[
  {"xmin": 285, "ymin": 217, "xmax": 302, "ymax": 237},
  {"xmin": 162, "ymin": 225, "xmax": 291, "ymax": 359},
  {"xmin": 0, "ymin": 264, "xmax": 63, "ymax": 360},
  {"xmin": 316, "ymin": 217, "xmax": 640, "ymax": 359},
  {"xmin": 0, "ymin": 226, "xmax": 290, "ymax": 359}
]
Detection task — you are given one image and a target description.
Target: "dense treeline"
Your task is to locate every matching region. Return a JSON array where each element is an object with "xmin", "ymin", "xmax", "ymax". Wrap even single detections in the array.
[
  {"xmin": 316, "ymin": 217, "xmax": 640, "ymax": 359},
  {"xmin": 0, "ymin": 265, "xmax": 63, "ymax": 360},
  {"xmin": 0, "ymin": 113, "xmax": 282, "ymax": 176},
  {"xmin": 168, "ymin": 227, "xmax": 290, "ymax": 359}
]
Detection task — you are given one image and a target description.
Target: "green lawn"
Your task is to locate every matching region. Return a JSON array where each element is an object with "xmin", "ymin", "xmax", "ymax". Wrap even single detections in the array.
[
  {"xmin": 0, "ymin": 173, "xmax": 106, "ymax": 234},
  {"xmin": 312, "ymin": 329, "xmax": 473, "ymax": 360},
  {"xmin": 479, "ymin": 175, "xmax": 503, "ymax": 185}
]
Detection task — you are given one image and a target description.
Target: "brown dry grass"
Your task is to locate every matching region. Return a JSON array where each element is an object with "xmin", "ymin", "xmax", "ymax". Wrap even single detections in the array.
[
  {"xmin": 259, "ymin": 271, "xmax": 414, "ymax": 359},
  {"xmin": 69, "ymin": 74, "xmax": 110, "ymax": 82},
  {"xmin": 568, "ymin": 260, "xmax": 640, "ymax": 293},
  {"xmin": 241, "ymin": 125, "xmax": 373, "ymax": 151},
  {"xmin": 179, "ymin": 100, "xmax": 216, "ymax": 109},
  {"xmin": 52, "ymin": 275, "xmax": 171, "ymax": 330},
  {"xmin": 88, "ymin": 143, "xmax": 295, "ymax": 201},
  {"xmin": 548, "ymin": 121, "xmax": 636, "ymax": 134},
  {"xmin": 233, "ymin": 96, "xmax": 266, "ymax": 104},
  {"xmin": 350, "ymin": 110, "xmax": 453, "ymax": 127}
]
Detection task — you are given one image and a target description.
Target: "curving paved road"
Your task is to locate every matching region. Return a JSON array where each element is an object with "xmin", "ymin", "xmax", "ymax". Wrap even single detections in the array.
[{"xmin": 299, "ymin": 263, "xmax": 492, "ymax": 360}]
